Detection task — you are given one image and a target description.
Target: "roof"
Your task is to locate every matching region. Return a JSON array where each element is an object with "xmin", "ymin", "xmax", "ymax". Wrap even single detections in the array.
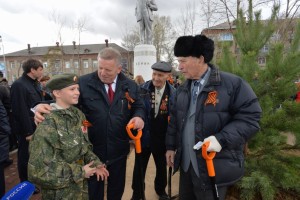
[
  {"xmin": 202, "ymin": 21, "xmax": 236, "ymax": 31},
  {"xmin": 4, "ymin": 43, "xmax": 129, "ymax": 57},
  {"xmin": 202, "ymin": 18, "xmax": 300, "ymax": 32}
]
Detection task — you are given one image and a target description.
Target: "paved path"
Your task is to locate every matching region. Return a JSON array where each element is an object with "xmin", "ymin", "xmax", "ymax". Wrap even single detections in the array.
[{"xmin": 4, "ymin": 148, "xmax": 179, "ymax": 200}]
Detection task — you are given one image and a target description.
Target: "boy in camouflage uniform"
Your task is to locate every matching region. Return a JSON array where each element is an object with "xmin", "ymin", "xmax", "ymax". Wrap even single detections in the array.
[{"xmin": 28, "ymin": 73, "xmax": 109, "ymax": 200}]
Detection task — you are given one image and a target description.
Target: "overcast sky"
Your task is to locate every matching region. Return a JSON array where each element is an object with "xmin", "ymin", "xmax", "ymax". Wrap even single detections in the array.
[{"xmin": 0, "ymin": 0, "xmax": 274, "ymax": 54}]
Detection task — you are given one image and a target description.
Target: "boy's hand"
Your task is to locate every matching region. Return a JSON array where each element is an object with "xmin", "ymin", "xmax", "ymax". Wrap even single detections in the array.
[{"xmin": 83, "ymin": 161, "xmax": 96, "ymax": 178}]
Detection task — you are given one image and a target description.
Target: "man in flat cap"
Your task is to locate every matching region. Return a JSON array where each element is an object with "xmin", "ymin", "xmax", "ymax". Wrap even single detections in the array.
[
  {"xmin": 28, "ymin": 73, "xmax": 109, "ymax": 200},
  {"xmin": 165, "ymin": 35, "xmax": 262, "ymax": 200},
  {"xmin": 131, "ymin": 61, "xmax": 176, "ymax": 200}
]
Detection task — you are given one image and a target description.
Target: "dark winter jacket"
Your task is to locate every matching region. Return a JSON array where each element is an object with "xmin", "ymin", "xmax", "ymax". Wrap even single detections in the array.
[
  {"xmin": 11, "ymin": 73, "xmax": 44, "ymax": 136},
  {"xmin": 78, "ymin": 72, "xmax": 145, "ymax": 162},
  {"xmin": 166, "ymin": 64, "xmax": 262, "ymax": 188},
  {"xmin": 0, "ymin": 85, "xmax": 10, "ymax": 112},
  {"xmin": 139, "ymin": 80, "xmax": 176, "ymax": 147},
  {"xmin": 0, "ymin": 100, "xmax": 10, "ymax": 163}
]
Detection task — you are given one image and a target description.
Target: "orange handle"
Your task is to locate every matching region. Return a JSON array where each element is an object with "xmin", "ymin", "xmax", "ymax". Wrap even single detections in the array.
[
  {"xmin": 126, "ymin": 123, "xmax": 142, "ymax": 153},
  {"xmin": 202, "ymin": 141, "xmax": 216, "ymax": 177}
]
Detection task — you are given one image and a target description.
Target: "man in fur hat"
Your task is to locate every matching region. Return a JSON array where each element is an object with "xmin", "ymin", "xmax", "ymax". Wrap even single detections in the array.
[{"xmin": 165, "ymin": 35, "xmax": 262, "ymax": 200}]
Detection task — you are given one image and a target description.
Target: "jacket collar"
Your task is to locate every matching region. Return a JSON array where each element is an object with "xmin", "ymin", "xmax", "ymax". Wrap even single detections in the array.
[
  {"xmin": 86, "ymin": 72, "xmax": 129, "ymax": 105},
  {"xmin": 22, "ymin": 72, "xmax": 38, "ymax": 83},
  {"xmin": 180, "ymin": 64, "xmax": 221, "ymax": 92},
  {"xmin": 141, "ymin": 80, "xmax": 174, "ymax": 93}
]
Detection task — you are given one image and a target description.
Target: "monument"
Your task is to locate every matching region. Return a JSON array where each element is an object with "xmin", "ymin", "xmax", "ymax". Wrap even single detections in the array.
[{"xmin": 134, "ymin": 0, "xmax": 157, "ymax": 81}]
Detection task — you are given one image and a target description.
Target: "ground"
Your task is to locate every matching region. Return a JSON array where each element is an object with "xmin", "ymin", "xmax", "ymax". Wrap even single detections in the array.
[{"xmin": 4, "ymin": 147, "xmax": 180, "ymax": 200}]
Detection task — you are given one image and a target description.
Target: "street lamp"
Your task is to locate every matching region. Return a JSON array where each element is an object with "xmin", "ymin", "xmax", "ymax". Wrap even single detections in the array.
[{"xmin": 0, "ymin": 35, "xmax": 6, "ymax": 77}]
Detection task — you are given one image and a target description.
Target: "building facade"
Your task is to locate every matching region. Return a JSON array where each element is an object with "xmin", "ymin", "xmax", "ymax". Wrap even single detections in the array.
[
  {"xmin": 201, "ymin": 19, "xmax": 299, "ymax": 67},
  {"xmin": 0, "ymin": 42, "xmax": 134, "ymax": 84}
]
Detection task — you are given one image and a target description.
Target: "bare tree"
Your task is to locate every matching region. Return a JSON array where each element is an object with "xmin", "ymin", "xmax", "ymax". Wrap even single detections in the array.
[
  {"xmin": 49, "ymin": 9, "xmax": 67, "ymax": 46},
  {"xmin": 174, "ymin": 0, "xmax": 199, "ymax": 35},
  {"xmin": 198, "ymin": 0, "xmax": 231, "ymax": 29},
  {"xmin": 251, "ymin": 0, "xmax": 300, "ymax": 44},
  {"xmin": 71, "ymin": 16, "xmax": 89, "ymax": 75},
  {"xmin": 48, "ymin": 9, "xmax": 68, "ymax": 74},
  {"xmin": 152, "ymin": 15, "xmax": 177, "ymax": 63},
  {"xmin": 121, "ymin": 18, "xmax": 140, "ymax": 51},
  {"xmin": 72, "ymin": 16, "xmax": 88, "ymax": 48}
]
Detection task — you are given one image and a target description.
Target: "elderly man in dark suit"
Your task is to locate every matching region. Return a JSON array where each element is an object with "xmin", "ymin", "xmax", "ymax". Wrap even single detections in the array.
[
  {"xmin": 131, "ymin": 61, "xmax": 176, "ymax": 200},
  {"xmin": 135, "ymin": 0, "xmax": 158, "ymax": 44}
]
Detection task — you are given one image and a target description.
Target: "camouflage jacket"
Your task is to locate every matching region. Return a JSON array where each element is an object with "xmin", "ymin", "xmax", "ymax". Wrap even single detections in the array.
[{"xmin": 28, "ymin": 104, "xmax": 102, "ymax": 200}]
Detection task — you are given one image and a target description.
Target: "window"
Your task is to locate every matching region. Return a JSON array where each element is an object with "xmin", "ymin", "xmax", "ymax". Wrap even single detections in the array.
[
  {"xmin": 54, "ymin": 60, "xmax": 61, "ymax": 68},
  {"xmin": 43, "ymin": 62, "xmax": 47, "ymax": 68},
  {"xmin": 121, "ymin": 58, "xmax": 128, "ymax": 70},
  {"xmin": 83, "ymin": 60, "xmax": 89, "ymax": 68},
  {"xmin": 220, "ymin": 33, "xmax": 233, "ymax": 41},
  {"xmin": 73, "ymin": 61, "xmax": 79, "ymax": 68},
  {"xmin": 65, "ymin": 61, "xmax": 70, "ymax": 69},
  {"xmin": 12, "ymin": 75, "xmax": 17, "ymax": 82},
  {"xmin": 261, "ymin": 45, "xmax": 269, "ymax": 53},
  {"xmin": 258, "ymin": 57, "xmax": 266, "ymax": 65},
  {"xmin": 288, "ymin": 32, "xmax": 294, "ymax": 42},
  {"xmin": 10, "ymin": 62, "xmax": 15, "ymax": 69},
  {"xmin": 92, "ymin": 60, "xmax": 98, "ymax": 68},
  {"xmin": 271, "ymin": 33, "xmax": 280, "ymax": 41}
]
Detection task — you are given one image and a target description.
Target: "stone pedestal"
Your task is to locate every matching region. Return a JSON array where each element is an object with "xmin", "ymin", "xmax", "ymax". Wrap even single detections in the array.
[{"xmin": 134, "ymin": 44, "xmax": 156, "ymax": 82}]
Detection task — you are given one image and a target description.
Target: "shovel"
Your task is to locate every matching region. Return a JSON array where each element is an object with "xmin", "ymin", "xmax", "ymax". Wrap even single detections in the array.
[
  {"xmin": 126, "ymin": 123, "xmax": 145, "ymax": 200},
  {"xmin": 202, "ymin": 141, "xmax": 219, "ymax": 200}
]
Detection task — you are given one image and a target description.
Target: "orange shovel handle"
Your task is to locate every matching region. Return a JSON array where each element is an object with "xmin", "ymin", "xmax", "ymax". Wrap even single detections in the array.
[
  {"xmin": 126, "ymin": 123, "xmax": 142, "ymax": 153},
  {"xmin": 202, "ymin": 141, "xmax": 216, "ymax": 177}
]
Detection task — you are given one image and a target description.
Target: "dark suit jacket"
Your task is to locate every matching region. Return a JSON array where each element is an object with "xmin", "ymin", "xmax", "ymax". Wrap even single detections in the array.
[
  {"xmin": 78, "ymin": 72, "xmax": 145, "ymax": 162},
  {"xmin": 10, "ymin": 73, "xmax": 44, "ymax": 136}
]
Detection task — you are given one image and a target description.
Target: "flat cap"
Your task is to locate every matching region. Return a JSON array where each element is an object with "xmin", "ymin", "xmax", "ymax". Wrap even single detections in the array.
[
  {"xmin": 151, "ymin": 61, "xmax": 172, "ymax": 73},
  {"xmin": 46, "ymin": 73, "xmax": 78, "ymax": 91}
]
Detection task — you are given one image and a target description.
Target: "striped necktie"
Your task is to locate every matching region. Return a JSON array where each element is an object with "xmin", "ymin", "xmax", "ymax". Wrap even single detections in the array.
[{"xmin": 192, "ymin": 81, "xmax": 200, "ymax": 104}]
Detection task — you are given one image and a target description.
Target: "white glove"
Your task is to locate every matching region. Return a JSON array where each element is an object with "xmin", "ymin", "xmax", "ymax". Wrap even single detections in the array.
[{"xmin": 203, "ymin": 136, "xmax": 222, "ymax": 152}]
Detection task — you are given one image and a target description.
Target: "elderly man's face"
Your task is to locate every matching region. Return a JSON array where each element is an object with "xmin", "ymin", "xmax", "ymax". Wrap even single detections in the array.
[
  {"xmin": 152, "ymin": 70, "xmax": 169, "ymax": 89},
  {"xmin": 177, "ymin": 56, "xmax": 206, "ymax": 80},
  {"xmin": 97, "ymin": 58, "xmax": 122, "ymax": 84}
]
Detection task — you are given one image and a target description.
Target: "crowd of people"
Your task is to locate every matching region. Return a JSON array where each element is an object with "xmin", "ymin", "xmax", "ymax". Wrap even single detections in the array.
[{"xmin": 0, "ymin": 34, "xmax": 266, "ymax": 200}]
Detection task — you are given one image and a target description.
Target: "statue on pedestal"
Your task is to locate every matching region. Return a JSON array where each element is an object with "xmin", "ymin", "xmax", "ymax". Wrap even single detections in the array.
[{"xmin": 135, "ymin": 0, "xmax": 158, "ymax": 44}]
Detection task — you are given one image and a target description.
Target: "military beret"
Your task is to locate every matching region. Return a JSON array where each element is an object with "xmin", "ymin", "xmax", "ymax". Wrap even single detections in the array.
[
  {"xmin": 174, "ymin": 34, "xmax": 215, "ymax": 63},
  {"xmin": 151, "ymin": 61, "xmax": 172, "ymax": 73},
  {"xmin": 46, "ymin": 73, "xmax": 79, "ymax": 91}
]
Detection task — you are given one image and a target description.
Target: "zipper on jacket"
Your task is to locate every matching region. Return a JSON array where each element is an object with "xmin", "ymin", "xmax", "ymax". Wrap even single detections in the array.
[
  {"xmin": 121, "ymin": 99, "xmax": 124, "ymax": 114},
  {"xmin": 65, "ymin": 117, "xmax": 69, "ymax": 134}
]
